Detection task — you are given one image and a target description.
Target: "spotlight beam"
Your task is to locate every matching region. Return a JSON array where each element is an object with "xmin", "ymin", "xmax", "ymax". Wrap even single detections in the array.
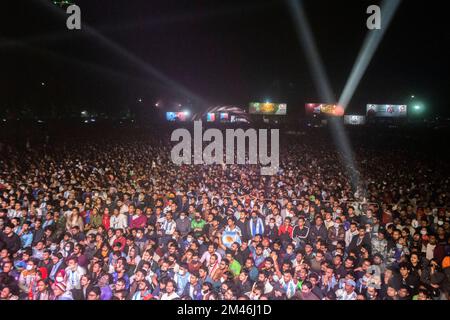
[
  {"xmin": 1, "ymin": 0, "xmax": 277, "ymax": 50},
  {"xmin": 285, "ymin": 0, "xmax": 335, "ymax": 102},
  {"xmin": 31, "ymin": 0, "xmax": 208, "ymax": 106},
  {"xmin": 286, "ymin": 0, "xmax": 361, "ymax": 190},
  {"xmin": 338, "ymin": 0, "xmax": 402, "ymax": 109},
  {"xmin": 0, "ymin": 37, "xmax": 167, "ymax": 92}
]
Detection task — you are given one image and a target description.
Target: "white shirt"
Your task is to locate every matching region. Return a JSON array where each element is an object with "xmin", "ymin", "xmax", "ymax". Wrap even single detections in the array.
[
  {"xmin": 336, "ymin": 289, "xmax": 357, "ymax": 300},
  {"xmin": 7, "ymin": 209, "xmax": 21, "ymax": 219},
  {"xmin": 160, "ymin": 292, "xmax": 179, "ymax": 300},
  {"xmin": 110, "ymin": 213, "xmax": 128, "ymax": 230},
  {"xmin": 345, "ymin": 230, "xmax": 358, "ymax": 247},
  {"xmin": 162, "ymin": 219, "xmax": 176, "ymax": 235},
  {"xmin": 426, "ymin": 244, "xmax": 436, "ymax": 261},
  {"xmin": 65, "ymin": 266, "xmax": 86, "ymax": 290}
]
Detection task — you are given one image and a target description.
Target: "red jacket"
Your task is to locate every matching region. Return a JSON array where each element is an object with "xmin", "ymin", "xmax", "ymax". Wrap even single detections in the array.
[
  {"xmin": 102, "ymin": 214, "xmax": 110, "ymax": 230},
  {"xmin": 113, "ymin": 236, "xmax": 126, "ymax": 251},
  {"xmin": 130, "ymin": 215, "xmax": 147, "ymax": 229},
  {"xmin": 278, "ymin": 224, "xmax": 293, "ymax": 238}
]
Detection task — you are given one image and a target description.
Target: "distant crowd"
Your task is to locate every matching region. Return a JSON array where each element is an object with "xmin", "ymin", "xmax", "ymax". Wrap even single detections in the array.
[{"xmin": 0, "ymin": 128, "xmax": 449, "ymax": 300}]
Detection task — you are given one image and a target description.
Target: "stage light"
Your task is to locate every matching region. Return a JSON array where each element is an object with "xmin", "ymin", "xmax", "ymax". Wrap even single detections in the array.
[
  {"xmin": 138, "ymin": 98, "xmax": 143, "ymax": 103},
  {"xmin": 41, "ymin": 82, "xmax": 45, "ymax": 86},
  {"xmin": 412, "ymin": 104, "xmax": 425, "ymax": 113},
  {"xmin": 411, "ymin": 95, "xmax": 415, "ymax": 99},
  {"xmin": 286, "ymin": 0, "xmax": 360, "ymax": 190},
  {"xmin": 334, "ymin": 105, "xmax": 345, "ymax": 117},
  {"xmin": 183, "ymin": 110, "xmax": 190, "ymax": 116}
]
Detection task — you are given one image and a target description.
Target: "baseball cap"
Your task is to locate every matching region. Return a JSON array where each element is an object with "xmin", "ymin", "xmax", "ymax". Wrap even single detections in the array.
[{"xmin": 345, "ymin": 279, "xmax": 356, "ymax": 287}]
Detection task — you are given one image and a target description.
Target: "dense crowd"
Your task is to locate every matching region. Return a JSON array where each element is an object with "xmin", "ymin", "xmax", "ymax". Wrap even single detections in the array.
[{"xmin": 0, "ymin": 127, "xmax": 449, "ymax": 300}]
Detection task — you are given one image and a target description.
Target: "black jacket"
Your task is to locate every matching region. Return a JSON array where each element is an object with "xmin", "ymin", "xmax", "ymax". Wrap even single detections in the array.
[
  {"xmin": 309, "ymin": 225, "xmax": 328, "ymax": 243},
  {"xmin": 32, "ymin": 228, "xmax": 45, "ymax": 246},
  {"xmin": 0, "ymin": 232, "xmax": 21, "ymax": 254},
  {"xmin": 72, "ymin": 284, "xmax": 94, "ymax": 300},
  {"xmin": 348, "ymin": 234, "xmax": 372, "ymax": 254}
]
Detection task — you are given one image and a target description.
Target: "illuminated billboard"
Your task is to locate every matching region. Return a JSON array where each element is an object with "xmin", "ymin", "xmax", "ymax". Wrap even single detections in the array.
[
  {"xmin": 166, "ymin": 111, "xmax": 189, "ymax": 121},
  {"xmin": 220, "ymin": 113, "xmax": 230, "ymax": 122},
  {"xmin": 366, "ymin": 104, "xmax": 407, "ymax": 117},
  {"xmin": 344, "ymin": 115, "xmax": 366, "ymax": 125},
  {"xmin": 249, "ymin": 102, "xmax": 287, "ymax": 115},
  {"xmin": 305, "ymin": 104, "xmax": 344, "ymax": 117},
  {"xmin": 206, "ymin": 113, "xmax": 216, "ymax": 122}
]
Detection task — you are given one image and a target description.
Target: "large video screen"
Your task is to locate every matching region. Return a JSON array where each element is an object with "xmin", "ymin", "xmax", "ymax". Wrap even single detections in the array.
[
  {"xmin": 249, "ymin": 102, "xmax": 287, "ymax": 115},
  {"xmin": 344, "ymin": 115, "xmax": 366, "ymax": 125},
  {"xmin": 305, "ymin": 103, "xmax": 344, "ymax": 117},
  {"xmin": 366, "ymin": 104, "xmax": 407, "ymax": 117},
  {"xmin": 166, "ymin": 112, "xmax": 189, "ymax": 122}
]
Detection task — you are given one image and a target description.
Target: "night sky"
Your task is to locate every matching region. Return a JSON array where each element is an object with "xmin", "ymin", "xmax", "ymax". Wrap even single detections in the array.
[{"xmin": 1, "ymin": 0, "xmax": 449, "ymax": 117}]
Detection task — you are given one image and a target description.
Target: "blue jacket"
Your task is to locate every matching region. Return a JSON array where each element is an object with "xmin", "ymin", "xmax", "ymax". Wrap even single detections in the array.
[
  {"xmin": 182, "ymin": 283, "xmax": 202, "ymax": 300},
  {"xmin": 20, "ymin": 232, "xmax": 34, "ymax": 248}
]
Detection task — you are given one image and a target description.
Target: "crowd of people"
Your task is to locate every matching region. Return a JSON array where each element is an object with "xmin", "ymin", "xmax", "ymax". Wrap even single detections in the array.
[{"xmin": 0, "ymin": 126, "xmax": 449, "ymax": 300}]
